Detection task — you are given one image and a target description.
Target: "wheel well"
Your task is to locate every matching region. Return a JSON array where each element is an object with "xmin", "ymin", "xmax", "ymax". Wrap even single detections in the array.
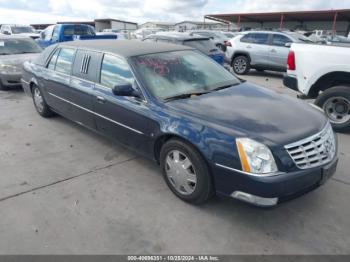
[
  {"xmin": 29, "ymin": 81, "xmax": 36, "ymax": 93},
  {"xmin": 309, "ymin": 71, "xmax": 350, "ymax": 98},
  {"xmin": 231, "ymin": 52, "xmax": 250, "ymax": 65}
]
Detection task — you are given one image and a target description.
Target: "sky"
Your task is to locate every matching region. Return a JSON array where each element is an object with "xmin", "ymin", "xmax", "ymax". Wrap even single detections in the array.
[{"xmin": 0, "ymin": 0, "xmax": 350, "ymax": 25}]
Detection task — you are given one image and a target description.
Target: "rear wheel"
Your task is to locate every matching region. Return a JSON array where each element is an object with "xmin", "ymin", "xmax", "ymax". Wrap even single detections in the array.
[
  {"xmin": 232, "ymin": 55, "xmax": 250, "ymax": 75},
  {"xmin": 32, "ymin": 85, "xmax": 54, "ymax": 118},
  {"xmin": 160, "ymin": 139, "xmax": 214, "ymax": 204},
  {"xmin": 315, "ymin": 86, "xmax": 350, "ymax": 132}
]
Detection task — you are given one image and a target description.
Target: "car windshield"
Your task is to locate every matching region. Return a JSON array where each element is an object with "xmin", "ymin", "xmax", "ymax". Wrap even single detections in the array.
[
  {"xmin": 288, "ymin": 32, "xmax": 314, "ymax": 43},
  {"xmin": 131, "ymin": 50, "xmax": 240, "ymax": 100},
  {"xmin": 184, "ymin": 39, "xmax": 218, "ymax": 54},
  {"xmin": 11, "ymin": 26, "xmax": 36, "ymax": 34},
  {"xmin": 63, "ymin": 26, "xmax": 95, "ymax": 36},
  {"xmin": 0, "ymin": 38, "xmax": 42, "ymax": 55}
]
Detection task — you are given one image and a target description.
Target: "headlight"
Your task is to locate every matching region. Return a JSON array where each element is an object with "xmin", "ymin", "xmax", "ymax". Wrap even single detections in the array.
[
  {"xmin": 0, "ymin": 64, "xmax": 20, "ymax": 73},
  {"xmin": 236, "ymin": 138, "xmax": 278, "ymax": 175}
]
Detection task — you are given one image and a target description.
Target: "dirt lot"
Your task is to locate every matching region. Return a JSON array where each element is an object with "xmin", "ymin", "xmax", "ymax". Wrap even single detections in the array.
[{"xmin": 0, "ymin": 70, "xmax": 349, "ymax": 254}]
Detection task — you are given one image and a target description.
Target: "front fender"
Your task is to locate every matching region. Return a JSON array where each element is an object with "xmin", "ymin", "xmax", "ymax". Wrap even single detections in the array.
[{"xmin": 156, "ymin": 117, "xmax": 242, "ymax": 171}]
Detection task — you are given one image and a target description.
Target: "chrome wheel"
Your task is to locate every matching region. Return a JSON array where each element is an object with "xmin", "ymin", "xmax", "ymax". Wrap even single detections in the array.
[
  {"xmin": 33, "ymin": 88, "xmax": 44, "ymax": 113},
  {"xmin": 233, "ymin": 58, "xmax": 247, "ymax": 74},
  {"xmin": 165, "ymin": 150, "xmax": 197, "ymax": 195},
  {"xmin": 323, "ymin": 96, "xmax": 350, "ymax": 124}
]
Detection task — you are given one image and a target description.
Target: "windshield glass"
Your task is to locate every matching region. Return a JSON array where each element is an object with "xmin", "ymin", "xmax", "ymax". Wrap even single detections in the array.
[
  {"xmin": 288, "ymin": 32, "xmax": 314, "ymax": 43},
  {"xmin": 11, "ymin": 26, "xmax": 36, "ymax": 34},
  {"xmin": 184, "ymin": 39, "xmax": 218, "ymax": 54},
  {"xmin": 131, "ymin": 50, "xmax": 239, "ymax": 100},
  {"xmin": 0, "ymin": 38, "xmax": 42, "ymax": 55},
  {"xmin": 63, "ymin": 26, "xmax": 95, "ymax": 36}
]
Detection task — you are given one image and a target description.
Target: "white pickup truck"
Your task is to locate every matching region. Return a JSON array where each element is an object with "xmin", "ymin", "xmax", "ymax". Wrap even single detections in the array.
[{"xmin": 283, "ymin": 43, "xmax": 350, "ymax": 132}]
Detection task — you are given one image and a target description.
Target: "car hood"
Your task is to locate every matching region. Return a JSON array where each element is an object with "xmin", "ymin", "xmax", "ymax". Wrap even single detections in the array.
[
  {"xmin": 0, "ymin": 53, "xmax": 40, "ymax": 67},
  {"xmin": 17, "ymin": 33, "xmax": 40, "ymax": 38},
  {"xmin": 166, "ymin": 82, "xmax": 328, "ymax": 146}
]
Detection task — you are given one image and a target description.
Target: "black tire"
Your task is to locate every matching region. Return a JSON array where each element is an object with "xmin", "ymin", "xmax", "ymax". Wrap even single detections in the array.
[
  {"xmin": 315, "ymin": 85, "xmax": 350, "ymax": 132},
  {"xmin": 160, "ymin": 138, "xmax": 214, "ymax": 204},
  {"xmin": 232, "ymin": 55, "xmax": 250, "ymax": 75},
  {"xmin": 31, "ymin": 85, "xmax": 54, "ymax": 118}
]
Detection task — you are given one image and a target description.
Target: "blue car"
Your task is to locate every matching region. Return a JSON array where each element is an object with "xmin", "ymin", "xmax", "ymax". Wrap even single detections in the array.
[
  {"xmin": 143, "ymin": 32, "xmax": 225, "ymax": 65},
  {"xmin": 22, "ymin": 40, "xmax": 338, "ymax": 206}
]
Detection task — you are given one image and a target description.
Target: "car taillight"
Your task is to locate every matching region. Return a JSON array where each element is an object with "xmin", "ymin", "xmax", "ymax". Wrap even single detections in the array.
[
  {"xmin": 224, "ymin": 40, "xmax": 232, "ymax": 47},
  {"xmin": 287, "ymin": 50, "xmax": 295, "ymax": 70}
]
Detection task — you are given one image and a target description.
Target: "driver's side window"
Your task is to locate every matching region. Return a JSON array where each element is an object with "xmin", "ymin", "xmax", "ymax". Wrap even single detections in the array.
[{"xmin": 100, "ymin": 54, "xmax": 135, "ymax": 89}]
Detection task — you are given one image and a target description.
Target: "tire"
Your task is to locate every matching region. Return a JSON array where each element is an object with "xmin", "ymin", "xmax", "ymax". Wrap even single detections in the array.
[
  {"xmin": 315, "ymin": 85, "xmax": 350, "ymax": 132},
  {"xmin": 160, "ymin": 138, "xmax": 214, "ymax": 204},
  {"xmin": 232, "ymin": 55, "xmax": 250, "ymax": 75},
  {"xmin": 31, "ymin": 85, "xmax": 54, "ymax": 118}
]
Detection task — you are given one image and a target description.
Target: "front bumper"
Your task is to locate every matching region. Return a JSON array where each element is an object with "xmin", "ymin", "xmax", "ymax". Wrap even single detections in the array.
[
  {"xmin": 283, "ymin": 74, "xmax": 298, "ymax": 91},
  {"xmin": 0, "ymin": 73, "xmax": 22, "ymax": 87},
  {"xmin": 213, "ymin": 156, "xmax": 338, "ymax": 207}
]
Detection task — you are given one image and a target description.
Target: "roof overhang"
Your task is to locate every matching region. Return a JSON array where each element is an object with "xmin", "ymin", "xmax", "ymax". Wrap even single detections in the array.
[{"xmin": 205, "ymin": 9, "xmax": 350, "ymax": 23}]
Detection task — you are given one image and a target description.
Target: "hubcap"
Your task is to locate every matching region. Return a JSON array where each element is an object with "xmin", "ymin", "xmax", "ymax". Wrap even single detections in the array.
[
  {"xmin": 165, "ymin": 150, "xmax": 197, "ymax": 195},
  {"xmin": 33, "ymin": 88, "xmax": 44, "ymax": 113},
  {"xmin": 323, "ymin": 97, "xmax": 350, "ymax": 124},
  {"xmin": 233, "ymin": 58, "xmax": 247, "ymax": 74}
]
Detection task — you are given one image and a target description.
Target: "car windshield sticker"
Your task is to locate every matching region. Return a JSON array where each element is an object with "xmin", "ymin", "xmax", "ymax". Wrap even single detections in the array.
[{"xmin": 136, "ymin": 57, "xmax": 180, "ymax": 76}]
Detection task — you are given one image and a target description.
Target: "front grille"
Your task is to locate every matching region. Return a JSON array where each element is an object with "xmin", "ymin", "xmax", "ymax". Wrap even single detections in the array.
[{"xmin": 285, "ymin": 123, "xmax": 336, "ymax": 169}]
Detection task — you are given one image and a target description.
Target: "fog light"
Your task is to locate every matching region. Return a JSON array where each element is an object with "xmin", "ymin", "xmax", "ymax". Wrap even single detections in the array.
[{"xmin": 231, "ymin": 191, "xmax": 278, "ymax": 207}]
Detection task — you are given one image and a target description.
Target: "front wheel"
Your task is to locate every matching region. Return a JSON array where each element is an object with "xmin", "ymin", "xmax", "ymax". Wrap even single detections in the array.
[
  {"xmin": 315, "ymin": 86, "xmax": 350, "ymax": 132},
  {"xmin": 232, "ymin": 55, "xmax": 250, "ymax": 75},
  {"xmin": 32, "ymin": 85, "xmax": 54, "ymax": 118},
  {"xmin": 160, "ymin": 139, "xmax": 214, "ymax": 204}
]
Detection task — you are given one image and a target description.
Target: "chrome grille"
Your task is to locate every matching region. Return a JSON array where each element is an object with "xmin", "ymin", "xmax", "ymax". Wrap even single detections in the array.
[{"xmin": 285, "ymin": 123, "xmax": 336, "ymax": 169}]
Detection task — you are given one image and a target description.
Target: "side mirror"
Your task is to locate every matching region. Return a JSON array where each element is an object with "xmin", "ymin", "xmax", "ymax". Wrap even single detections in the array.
[
  {"xmin": 3, "ymin": 31, "xmax": 10, "ymax": 35},
  {"xmin": 112, "ymin": 83, "xmax": 141, "ymax": 98},
  {"xmin": 285, "ymin": 42, "xmax": 292, "ymax": 48}
]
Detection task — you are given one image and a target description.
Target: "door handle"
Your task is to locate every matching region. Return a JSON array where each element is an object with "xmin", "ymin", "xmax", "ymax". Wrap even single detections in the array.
[
  {"xmin": 96, "ymin": 96, "xmax": 106, "ymax": 104},
  {"xmin": 270, "ymin": 49, "xmax": 277, "ymax": 53}
]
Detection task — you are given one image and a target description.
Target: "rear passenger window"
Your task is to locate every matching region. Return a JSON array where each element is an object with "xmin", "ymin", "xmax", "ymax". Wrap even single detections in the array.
[
  {"xmin": 55, "ymin": 48, "xmax": 75, "ymax": 75},
  {"xmin": 100, "ymin": 54, "xmax": 134, "ymax": 89},
  {"xmin": 47, "ymin": 48, "xmax": 60, "ymax": 70},
  {"xmin": 241, "ymin": 33, "xmax": 269, "ymax": 44},
  {"xmin": 272, "ymin": 34, "xmax": 292, "ymax": 46}
]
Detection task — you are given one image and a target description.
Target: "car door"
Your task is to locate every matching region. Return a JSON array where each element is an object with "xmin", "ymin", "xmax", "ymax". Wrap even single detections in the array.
[
  {"xmin": 42, "ymin": 47, "xmax": 76, "ymax": 117},
  {"xmin": 269, "ymin": 34, "xmax": 292, "ymax": 70},
  {"xmin": 240, "ymin": 33, "xmax": 271, "ymax": 67},
  {"xmin": 70, "ymin": 49, "xmax": 103, "ymax": 129},
  {"xmin": 93, "ymin": 54, "xmax": 155, "ymax": 153}
]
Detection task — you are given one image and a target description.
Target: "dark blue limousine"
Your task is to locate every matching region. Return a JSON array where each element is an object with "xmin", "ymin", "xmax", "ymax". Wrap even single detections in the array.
[{"xmin": 21, "ymin": 40, "xmax": 338, "ymax": 206}]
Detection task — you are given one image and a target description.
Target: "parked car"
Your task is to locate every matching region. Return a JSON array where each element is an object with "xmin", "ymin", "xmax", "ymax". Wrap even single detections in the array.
[
  {"xmin": 102, "ymin": 29, "xmax": 128, "ymax": 39},
  {"xmin": 143, "ymin": 32, "xmax": 225, "ymax": 65},
  {"xmin": 284, "ymin": 43, "xmax": 350, "ymax": 132},
  {"xmin": 0, "ymin": 24, "xmax": 40, "ymax": 39},
  {"xmin": 0, "ymin": 35, "xmax": 42, "ymax": 90},
  {"xmin": 97, "ymin": 31, "xmax": 126, "ymax": 40},
  {"xmin": 189, "ymin": 30, "xmax": 229, "ymax": 51},
  {"xmin": 22, "ymin": 40, "xmax": 338, "ymax": 206},
  {"xmin": 36, "ymin": 24, "xmax": 117, "ymax": 48},
  {"xmin": 133, "ymin": 28, "xmax": 165, "ymax": 39},
  {"xmin": 226, "ymin": 31, "xmax": 314, "ymax": 75}
]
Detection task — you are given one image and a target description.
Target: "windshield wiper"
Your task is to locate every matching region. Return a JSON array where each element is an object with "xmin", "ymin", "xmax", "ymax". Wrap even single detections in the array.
[
  {"xmin": 211, "ymin": 82, "xmax": 240, "ymax": 92},
  {"xmin": 164, "ymin": 91, "xmax": 211, "ymax": 102}
]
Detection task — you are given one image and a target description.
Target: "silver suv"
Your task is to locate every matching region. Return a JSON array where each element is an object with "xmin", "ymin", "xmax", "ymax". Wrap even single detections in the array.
[{"xmin": 226, "ymin": 31, "xmax": 313, "ymax": 75}]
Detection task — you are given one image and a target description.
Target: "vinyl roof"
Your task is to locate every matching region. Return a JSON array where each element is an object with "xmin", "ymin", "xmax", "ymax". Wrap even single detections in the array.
[
  {"xmin": 60, "ymin": 40, "xmax": 193, "ymax": 57},
  {"xmin": 205, "ymin": 9, "xmax": 350, "ymax": 23}
]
